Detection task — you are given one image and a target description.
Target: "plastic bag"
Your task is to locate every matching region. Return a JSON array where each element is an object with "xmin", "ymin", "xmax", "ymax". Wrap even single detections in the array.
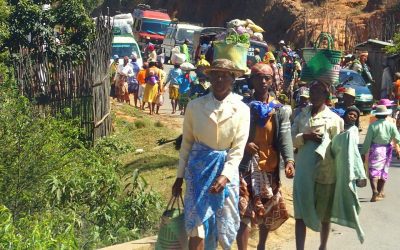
[
  {"xmin": 171, "ymin": 53, "xmax": 186, "ymax": 65},
  {"xmin": 156, "ymin": 94, "xmax": 164, "ymax": 106}
]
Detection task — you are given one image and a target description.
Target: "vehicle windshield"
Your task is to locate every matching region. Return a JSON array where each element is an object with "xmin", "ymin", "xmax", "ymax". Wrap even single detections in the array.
[
  {"xmin": 112, "ymin": 43, "xmax": 141, "ymax": 58},
  {"xmin": 141, "ymin": 19, "xmax": 170, "ymax": 35},
  {"xmin": 339, "ymin": 71, "xmax": 366, "ymax": 87},
  {"xmin": 176, "ymin": 29, "xmax": 196, "ymax": 42}
]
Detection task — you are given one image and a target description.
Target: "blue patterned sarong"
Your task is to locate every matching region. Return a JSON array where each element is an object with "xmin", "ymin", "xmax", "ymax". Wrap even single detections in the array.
[{"xmin": 184, "ymin": 142, "xmax": 240, "ymax": 250}]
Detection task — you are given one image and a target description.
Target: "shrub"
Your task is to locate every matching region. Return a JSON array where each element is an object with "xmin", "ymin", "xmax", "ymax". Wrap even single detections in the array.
[
  {"xmin": 134, "ymin": 119, "xmax": 147, "ymax": 128},
  {"xmin": 0, "ymin": 84, "xmax": 163, "ymax": 248},
  {"xmin": 154, "ymin": 121, "xmax": 164, "ymax": 127}
]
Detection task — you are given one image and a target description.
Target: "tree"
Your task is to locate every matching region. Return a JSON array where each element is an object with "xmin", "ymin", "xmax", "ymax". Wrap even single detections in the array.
[
  {"xmin": 385, "ymin": 33, "xmax": 400, "ymax": 55},
  {"xmin": 82, "ymin": 0, "xmax": 104, "ymax": 14},
  {"xmin": 0, "ymin": 0, "xmax": 10, "ymax": 83},
  {"xmin": 7, "ymin": 0, "xmax": 95, "ymax": 63}
]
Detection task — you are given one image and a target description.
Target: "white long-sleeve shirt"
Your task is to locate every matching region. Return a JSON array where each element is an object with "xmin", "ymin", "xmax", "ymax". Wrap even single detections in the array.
[{"xmin": 178, "ymin": 93, "xmax": 250, "ymax": 181}]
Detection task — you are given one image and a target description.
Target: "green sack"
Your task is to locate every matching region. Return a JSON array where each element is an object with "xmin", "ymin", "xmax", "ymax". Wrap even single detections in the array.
[
  {"xmin": 213, "ymin": 31, "xmax": 250, "ymax": 71},
  {"xmin": 301, "ymin": 33, "xmax": 342, "ymax": 84},
  {"xmin": 155, "ymin": 195, "xmax": 188, "ymax": 250}
]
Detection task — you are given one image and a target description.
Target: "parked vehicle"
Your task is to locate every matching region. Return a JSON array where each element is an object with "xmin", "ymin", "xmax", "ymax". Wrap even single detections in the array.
[
  {"xmin": 247, "ymin": 40, "xmax": 269, "ymax": 67},
  {"xmin": 162, "ymin": 22, "xmax": 203, "ymax": 63},
  {"xmin": 132, "ymin": 4, "xmax": 171, "ymax": 51},
  {"xmin": 111, "ymin": 35, "xmax": 143, "ymax": 68},
  {"xmin": 336, "ymin": 69, "xmax": 373, "ymax": 114},
  {"xmin": 192, "ymin": 27, "xmax": 227, "ymax": 63}
]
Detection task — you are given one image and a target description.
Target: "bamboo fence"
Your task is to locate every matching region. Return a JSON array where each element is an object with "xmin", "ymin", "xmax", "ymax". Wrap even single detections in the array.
[{"xmin": 13, "ymin": 16, "xmax": 113, "ymax": 145}]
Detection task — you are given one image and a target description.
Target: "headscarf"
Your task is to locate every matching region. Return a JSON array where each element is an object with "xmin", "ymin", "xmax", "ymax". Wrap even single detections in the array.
[{"xmin": 251, "ymin": 63, "xmax": 273, "ymax": 76}]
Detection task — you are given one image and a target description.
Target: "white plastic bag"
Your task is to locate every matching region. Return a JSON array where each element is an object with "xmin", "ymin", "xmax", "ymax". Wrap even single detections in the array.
[
  {"xmin": 156, "ymin": 94, "xmax": 164, "ymax": 106},
  {"xmin": 171, "ymin": 53, "xmax": 186, "ymax": 65}
]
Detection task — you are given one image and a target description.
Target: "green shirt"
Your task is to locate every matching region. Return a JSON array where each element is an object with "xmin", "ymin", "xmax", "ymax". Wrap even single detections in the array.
[
  {"xmin": 181, "ymin": 44, "xmax": 190, "ymax": 62},
  {"xmin": 361, "ymin": 119, "xmax": 400, "ymax": 154}
]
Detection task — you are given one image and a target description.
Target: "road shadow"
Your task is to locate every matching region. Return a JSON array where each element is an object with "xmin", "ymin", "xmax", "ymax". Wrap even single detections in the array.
[
  {"xmin": 124, "ymin": 154, "xmax": 178, "ymax": 174},
  {"xmin": 358, "ymin": 197, "xmax": 370, "ymax": 203}
]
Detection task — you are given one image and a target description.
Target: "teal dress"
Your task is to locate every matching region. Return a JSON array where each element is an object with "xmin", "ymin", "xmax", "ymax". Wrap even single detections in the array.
[
  {"xmin": 291, "ymin": 106, "xmax": 343, "ymax": 232},
  {"xmin": 330, "ymin": 125, "xmax": 366, "ymax": 243}
]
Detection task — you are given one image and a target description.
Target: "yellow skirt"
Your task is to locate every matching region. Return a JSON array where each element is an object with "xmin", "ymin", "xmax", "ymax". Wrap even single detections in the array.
[
  {"xmin": 169, "ymin": 85, "xmax": 179, "ymax": 100},
  {"xmin": 143, "ymin": 83, "xmax": 159, "ymax": 103}
]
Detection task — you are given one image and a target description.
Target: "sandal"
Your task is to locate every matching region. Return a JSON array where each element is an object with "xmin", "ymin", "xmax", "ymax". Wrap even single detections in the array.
[{"xmin": 370, "ymin": 193, "xmax": 378, "ymax": 202}]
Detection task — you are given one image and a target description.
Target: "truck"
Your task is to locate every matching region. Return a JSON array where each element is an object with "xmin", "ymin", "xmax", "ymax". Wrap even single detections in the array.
[
  {"xmin": 161, "ymin": 22, "xmax": 203, "ymax": 63},
  {"xmin": 132, "ymin": 4, "xmax": 171, "ymax": 52}
]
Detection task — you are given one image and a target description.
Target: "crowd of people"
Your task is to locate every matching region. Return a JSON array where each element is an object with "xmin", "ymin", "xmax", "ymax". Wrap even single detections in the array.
[
  {"xmin": 110, "ymin": 38, "xmax": 400, "ymax": 250},
  {"xmin": 109, "ymin": 48, "xmax": 209, "ymax": 115}
]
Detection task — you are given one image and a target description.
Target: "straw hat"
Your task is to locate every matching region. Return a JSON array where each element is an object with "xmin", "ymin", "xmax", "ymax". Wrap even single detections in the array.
[
  {"xmin": 373, "ymin": 99, "xmax": 395, "ymax": 108},
  {"xmin": 344, "ymin": 87, "xmax": 356, "ymax": 97},
  {"xmin": 299, "ymin": 88, "xmax": 310, "ymax": 98},
  {"xmin": 203, "ymin": 59, "xmax": 245, "ymax": 78},
  {"xmin": 372, "ymin": 105, "xmax": 392, "ymax": 116}
]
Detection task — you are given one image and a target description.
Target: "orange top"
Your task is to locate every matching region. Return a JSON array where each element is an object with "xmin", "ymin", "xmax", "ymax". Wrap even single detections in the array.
[
  {"xmin": 394, "ymin": 80, "xmax": 400, "ymax": 99},
  {"xmin": 137, "ymin": 69, "xmax": 146, "ymax": 85},
  {"xmin": 253, "ymin": 97, "xmax": 279, "ymax": 172}
]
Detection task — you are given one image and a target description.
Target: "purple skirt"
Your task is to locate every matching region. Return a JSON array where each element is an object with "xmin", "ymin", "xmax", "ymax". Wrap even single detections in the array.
[{"xmin": 368, "ymin": 143, "xmax": 392, "ymax": 180}]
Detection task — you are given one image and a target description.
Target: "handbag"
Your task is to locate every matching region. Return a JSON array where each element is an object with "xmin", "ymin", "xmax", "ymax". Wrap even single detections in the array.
[
  {"xmin": 259, "ymin": 190, "xmax": 289, "ymax": 231},
  {"xmin": 155, "ymin": 195, "xmax": 188, "ymax": 250},
  {"xmin": 356, "ymin": 179, "xmax": 367, "ymax": 188}
]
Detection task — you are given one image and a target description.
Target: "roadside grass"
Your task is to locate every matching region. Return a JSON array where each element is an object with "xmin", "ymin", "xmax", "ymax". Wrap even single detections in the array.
[{"xmin": 112, "ymin": 103, "xmax": 180, "ymax": 202}]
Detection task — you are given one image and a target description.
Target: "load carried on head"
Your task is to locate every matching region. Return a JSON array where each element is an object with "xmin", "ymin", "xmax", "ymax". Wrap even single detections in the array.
[
  {"xmin": 226, "ymin": 18, "xmax": 265, "ymax": 42},
  {"xmin": 301, "ymin": 32, "xmax": 342, "ymax": 85},
  {"xmin": 212, "ymin": 18, "xmax": 265, "ymax": 73}
]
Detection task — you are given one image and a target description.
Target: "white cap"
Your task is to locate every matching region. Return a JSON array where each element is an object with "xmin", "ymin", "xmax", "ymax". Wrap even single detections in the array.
[{"xmin": 279, "ymin": 40, "xmax": 285, "ymax": 45}]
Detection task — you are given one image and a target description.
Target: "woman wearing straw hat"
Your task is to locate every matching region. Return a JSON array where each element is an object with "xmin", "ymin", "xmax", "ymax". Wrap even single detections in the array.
[
  {"xmin": 361, "ymin": 105, "xmax": 400, "ymax": 202},
  {"xmin": 172, "ymin": 59, "xmax": 250, "ymax": 250},
  {"xmin": 291, "ymin": 80, "xmax": 343, "ymax": 250},
  {"xmin": 368, "ymin": 99, "xmax": 400, "ymax": 157}
]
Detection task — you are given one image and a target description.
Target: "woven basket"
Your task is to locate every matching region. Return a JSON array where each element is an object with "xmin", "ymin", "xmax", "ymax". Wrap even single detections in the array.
[
  {"xmin": 301, "ymin": 33, "xmax": 342, "ymax": 84},
  {"xmin": 155, "ymin": 195, "xmax": 188, "ymax": 250}
]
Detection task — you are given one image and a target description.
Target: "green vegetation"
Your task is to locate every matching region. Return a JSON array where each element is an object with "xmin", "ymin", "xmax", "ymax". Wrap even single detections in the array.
[
  {"xmin": 7, "ymin": 0, "xmax": 95, "ymax": 63},
  {"xmin": 111, "ymin": 104, "xmax": 180, "ymax": 199},
  {"xmin": 0, "ymin": 84, "xmax": 168, "ymax": 248},
  {"xmin": 386, "ymin": 32, "xmax": 400, "ymax": 55},
  {"xmin": 0, "ymin": 0, "xmax": 181, "ymax": 248}
]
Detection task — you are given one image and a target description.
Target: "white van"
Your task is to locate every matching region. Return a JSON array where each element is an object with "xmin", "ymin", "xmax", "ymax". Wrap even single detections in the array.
[
  {"xmin": 111, "ymin": 35, "xmax": 143, "ymax": 68},
  {"xmin": 161, "ymin": 22, "xmax": 202, "ymax": 63}
]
